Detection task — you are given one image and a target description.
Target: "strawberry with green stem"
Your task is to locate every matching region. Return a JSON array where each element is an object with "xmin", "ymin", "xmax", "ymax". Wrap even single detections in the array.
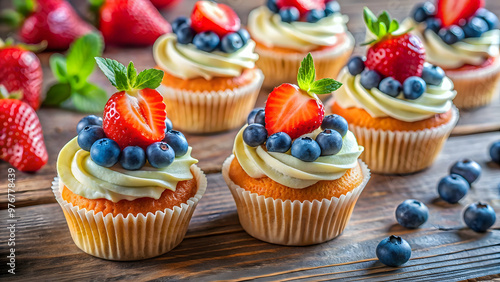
[
  {"xmin": 265, "ymin": 53, "xmax": 342, "ymax": 139},
  {"xmin": 363, "ymin": 7, "xmax": 426, "ymax": 84},
  {"xmin": 95, "ymin": 57, "xmax": 167, "ymax": 149}
]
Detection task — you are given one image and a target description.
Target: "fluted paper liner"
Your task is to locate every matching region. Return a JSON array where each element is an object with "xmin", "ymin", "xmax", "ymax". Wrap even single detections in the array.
[
  {"xmin": 157, "ymin": 70, "xmax": 264, "ymax": 134},
  {"xmin": 222, "ymin": 155, "xmax": 370, "ymax": 246},
  {"xmin": 349, "ymin": 106, "xmax": 459, "ymax": 174},
  {"xmin": 255, "ymin": 33, "xmax": 354, "ymax": 88},
  {"xmin": 445, "ymin": 58, "xmax": 500, "ymax": 109},
  {"xmin": 52, "ymin": 165, "xmax": 207, "ymax": 261}
]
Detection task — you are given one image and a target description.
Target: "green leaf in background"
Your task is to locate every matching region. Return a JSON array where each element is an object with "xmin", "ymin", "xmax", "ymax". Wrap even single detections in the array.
[
  {"xmin": 43, "ymin": 83, "xmax": 72, "ymax": 106},
  {"xmin": 134, "ymin": 68, "xmax": 164, "ymax": 90},
  {"xmin": 309, "ymin": 79, "xmax": 342, "ymax": 94},
  {"xmin": 72, "ymin": 83, "xmax": 108, "ymax": 113},
  {"xmin": 297, "ymin": 53, "xmax": 315, "ymax": 92},
  {"xmin": 49, "ymin": 54, "xmax": 68, "ymax": 83},
  {"xmin": 66, "ymin": 33, "xmax": 103, "ymax": 89}
]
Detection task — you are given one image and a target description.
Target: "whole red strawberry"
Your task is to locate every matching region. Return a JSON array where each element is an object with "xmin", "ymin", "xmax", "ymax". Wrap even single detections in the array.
[
  {"xmin": 363, "ymin": 8, "xmax": 425, "ymax": 84},
  {"xmin": 0, "ymin": 92, "xmax": 48, "ymax": 172},
  {"xmin": 96, "ymin": 0, "xmax": 171, "ymax": 46},
  {"xmin": 0, "ymin": 41, "xmax": 42, "ymax": 110},
  {"xmin": 9, "ymin": 0, "xmax": 94, "ymax": 50},
  {"xmin": 265, "ymin": 54, "xmax": 341, "ymax": 139},
  {"xmin": 95, "ymin": 58, "xmax": 166, "ymax": 149}
]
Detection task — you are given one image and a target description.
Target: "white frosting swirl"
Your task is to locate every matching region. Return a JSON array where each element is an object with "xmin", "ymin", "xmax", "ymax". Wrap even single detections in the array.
[
  {"xmin": 153, "ymin": 34, "xmax": 259, "ymax": 80},
  {"xmin": 401, "ymin": 18, "xmax": 500, "ymax": 69},
  {"xmin": 233, "ymin": 126, "xmax": 364, "ymax": 189},
  {"xmin": 334, "ymin": 68, "xmax": 456, "ymax": 122},
  {"xmin": 248, "ymin": 6, "xmax": 350, "ymax": 52}
]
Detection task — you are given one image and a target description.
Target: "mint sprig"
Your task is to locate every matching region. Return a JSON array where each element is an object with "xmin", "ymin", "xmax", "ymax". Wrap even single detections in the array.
[
  {"xmin": 297, "ymin": 53, "xmax": 342, "ymax": 95},
  {"xmin": 44, "ymin": 32, "xmax": 107, "ymax": 113},
  {"xmin": 363, "ymin": 7, "xmax": 400, "ymax": 45},
  {"xmin": 95, "ymin": 58, "xmax": 164, "ymax": 92}
]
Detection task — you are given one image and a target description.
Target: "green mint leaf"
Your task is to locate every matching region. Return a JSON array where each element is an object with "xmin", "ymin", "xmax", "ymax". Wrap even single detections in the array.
[
  {"xmin": 43, "ymin": 83, "xmax": 72, "ymax": 106},
  {"xmin": 309, "ymin": 78, "xmax": 342, "ymax": 94},
  {"xmin": 95, "ymin": 57, "xmax": 130, "ymax": 91},
  {"xmin": 71, "ymin": 83, "xmax": 108, "ymax": 113},
  {"xmin": 134, "ymin": 69, "xmax": 164, "ymax": 90},
  {"xmin": 127, "ymin": 62, "xmax": 137, "ymax": 88},
  {"xmin": 66, "ymin": 33, "xmax": 103, "ymax": 89},
  {"xmin": 297, "ymin": 53, "xmax": 315, "ymax": 91},
  {"xmin": 49, "ymin": 54, "xmax": 68, "ymax": 83}
]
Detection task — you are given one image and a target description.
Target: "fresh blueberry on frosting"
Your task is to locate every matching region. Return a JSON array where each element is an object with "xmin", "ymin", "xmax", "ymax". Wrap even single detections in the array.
[{"xmin": 266, "ymin": 0, "xmax": 344, "ymax": 23}]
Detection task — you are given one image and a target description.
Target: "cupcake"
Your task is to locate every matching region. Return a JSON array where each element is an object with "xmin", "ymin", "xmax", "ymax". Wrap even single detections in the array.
[
  {"xmin": 403, "ymin": 1, "xmax": 500, "ymax": 109},
  {"xmin": 330, "ymin": 8, "xmax": 458, "ymax": 174},
  {"xmin": 153, "ymin": 1, "xmax": 264, "ymax": 134},
  {"xmin": 223, "ymin": 54, "xmax": 370, "ymax": 246},
  {"xmin": 247, "ymin": 0, "xmax": 354, "ymax": 88},
  {"xmin": 53, "ymin": 58, "xmax": 207, "ymax": 261}
]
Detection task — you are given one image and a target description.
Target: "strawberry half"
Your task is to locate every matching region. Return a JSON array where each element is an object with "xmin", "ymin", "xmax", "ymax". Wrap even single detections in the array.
[
  {"xmin": 436, "ymin": 0, "xmax": 484, "ymax": 27},
  {"xmin": 96, "ymin": 58, "xmax": 166, "ymax": 149},
  {"xmin": 191, "ymin": 1, "xmax": 241, "ymax": 37},
  {"xmin": 277, "ymin": 0, "xmax": 325, "ymax": 16}
]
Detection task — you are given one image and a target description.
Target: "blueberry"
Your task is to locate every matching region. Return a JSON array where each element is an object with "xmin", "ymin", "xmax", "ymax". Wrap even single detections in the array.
[
  {"xmin": 463, "ymin": 17, "xmax": 489, "ymax": 38},
  {"xmin": 490, "ymin": 141, "xmax": 500, "ymax": 164},
  {"xmin": 163, "ymin": 130, "xmax": 188, "ymax": 157},
  {"xmin": 243, "ymin": 124, "xmax": 268, "ymax": 147},
  {"xmin": 247, "ymin": 107, "xmax": 264, "ymax": 124},
  {"xmin": 450, "ymin": 159, "xmax": 481, "ymax": 184},
  {"xmin": 220, "ymin": 32, "xmax": 244, "ymax": 53},
  {"xmin": 421, "ymin": 63, "xmax": 445, "ymax": 86},
  {"xmin": 146, "ymin": 142, "xmax": 175, "ymax": 168},
  {"xmin": 395, "ymin": 199, "xmax": 429, "ymax": 229},
  {"xmin": 463, "ymin": 202, "xmax": 496, "ymax": 232},
  {"xmin": 279, "ymin": 7, "xmax": 300, "ymax": 23},
  {"xmin": 176, "ymin": 25, "xmax": 196, "ymax": 44},
  {"xmin": 439, "ymin": 25, "xmax": 465, "ymax": 44},
  {"xmin": 322, "ymin": 114, "xmax": 348, "ymax": 137},
  {"xmin": 437, "ymin": 174, "xmax": 469, "ymax": 204},
  {"xmin": 324, "ymin": 1, "xmax": 341, "ymax": 16},
  {"xmin": 378, "ymin": 77, "xmax": 402, "ymax": 97},
  {"xmin": 306, "ymin": 9, "xmax": 325, "ymax": 23},
  {"xmin": 266, "ymin": 132, "xmax": 292, "ymax": 153},
  {"xmin": 90, "ymin": 138, "xmax": 121, "ymax": 167},
  {"xmin": 165, "ymin": 117, "xmax": 173, "ymax": 132},
  {"xmin": 347, "ymin": 56, "xmax": 365, "ymax": 76},
  {"xmin": 376, "ymin": 235, "xmax": 412, "ymax": 267},
  {"xmin": 77, "ymin": 115, "xmax": 103, "ymax": 133},
  {"xmin": 412, "ymin": 2, "xmax": 436, "ymax": 23},
  {"xmin": 316, "ymin": 129, "xmax": 343, "ymax": 156},
  {"xmin": 171, "ymin": 16, "xmax": 190, "ymax": 33},
  {"xmin": 77, "ymin": 126, "xmax": 106, "ymax": 151},
  {"xmin": 403, "ymin": 76, "xmax": 426, "ymax": 100},
  {"xmin": 266, "ymin": 0, "xmax": 279, "ymax": 13},
  {"xmin": 119, "ymin": 146, "xmax": 146, "ymax": 170},
  {"xmin": 360, "ymin": 69, "xmax": 382, "ymax": 90},
  {"xmin": 291, "ymin": 137, "xmax": 321, "ymax": 162},
  {"xmin": 476, "ymin": 8, "xmax": 499, "ymax": 30},
  {"xmin": 193, "ymin": 31, "xmax": 220, "ymax": 52},
  {"xmin": 254, "ymin": 109, "xmax": 266, "ymax": 126},
  {"xmin": 425, "ymin": 18, "xmax": 442, "ymax": 33},
  {"xmin": 237, "ymin": 28, "xmax": 251, "ymax": 45}
]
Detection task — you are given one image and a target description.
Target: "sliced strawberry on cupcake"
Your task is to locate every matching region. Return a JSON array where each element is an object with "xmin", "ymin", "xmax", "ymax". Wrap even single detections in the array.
[
  {"xmin": 190, "ymin": 1, "xmax": 241, "ymax": 37},
  {"xmin": 436, "ymin": 0, "xmax": 484, "ymax": 27},
  {"xmin": 276, "ymin": 0, "xmax": 325, "ymax": 16},
  {"xmin": 95, "ymin": 58, "xmax": 166, "ymax": 150}
]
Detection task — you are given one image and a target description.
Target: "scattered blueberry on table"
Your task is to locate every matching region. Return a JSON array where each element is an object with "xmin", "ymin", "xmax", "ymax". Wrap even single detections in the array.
[
  {"xmin": 463, "ymin": 202, "xmax": 497, "ymax": 232},
  {"xmin": 376, "ymin": 235, "xmax": 412, "ymax": 267},
  {"xmin": 490, "ymin": 141, "xmax": 500, "ymax": 164},
  {"xmin": 395, "ymin": 199, "xmax": 429, "ymax": 229},
  {"xmin": 450, "ymin": 159, "xmax": 481, "ymax": 184},
  {"xmin": 437, "ymin": 174, "xmax": 470, "ymax": 204}
]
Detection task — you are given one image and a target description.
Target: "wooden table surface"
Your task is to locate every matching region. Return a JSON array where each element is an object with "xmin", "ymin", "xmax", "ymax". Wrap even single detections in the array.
[{"xmin": 1, "ymin": 0, "xmax": 500, "ymax": 281}]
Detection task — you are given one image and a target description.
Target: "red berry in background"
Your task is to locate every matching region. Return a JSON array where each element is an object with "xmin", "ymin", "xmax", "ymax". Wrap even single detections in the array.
[
  {"xmin": 277, "ymin": 0, "xmax": 325, "ymax": 16},
  {"xmin": 365, "ymin": 33, "xmax": 426, "ymax": 84},
  {"xmin": 436, "ymin": 0, "xmax": 484, "ymax": 27},
  {"xmin": 150, "ymin": 0, "xmax": 182, "ymax": 10},
  {"xmin": 0, "ymin": 43, "xmax": 42, "ymax": 110},
  {"xmin": 14, "ymin": 0, "xmax": 94, "ymax": 50},
  {"xmin": 191, "ymin": 1, "xmax": 240, "ymax": 38},
  {"xmin": 0, "ymin": 98, "xmax": 48, "ymax": 172},
  {"xmin": 97, "ymin": 0, "xmax": 171, "ymax": 47}
]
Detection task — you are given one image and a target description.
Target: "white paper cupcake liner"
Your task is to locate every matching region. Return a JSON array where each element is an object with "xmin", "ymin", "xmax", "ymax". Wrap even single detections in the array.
[
  {"xmin": 349, "ymin": 106, "xmax": 459, "ymax": 174},
  {"xmin": 222, "ymin": 155, "xmax": 371, "ymax": 246},
  {"xmin": 52, "ymin": 165, "xmax": 207, "ymax": 261},
  {"xmin": 157, "ymin": 70, "xmax": 264, "ymax": 134}
]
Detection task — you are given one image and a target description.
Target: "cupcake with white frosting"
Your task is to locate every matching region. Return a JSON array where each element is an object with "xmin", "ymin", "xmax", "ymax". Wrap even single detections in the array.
[
  {"xmin": 153, "ymin": 1, "xmax": 263, "ymax": 134},
  {"xmin": 247, "ymin": 0, "xmax": 354, "ymax": 88},
  {"xmin": 404, "ymin": 1, "xmax": 500, "ymax": 109},
  {"xmin": 330, "ymin": 8, "xmax": 458, "ymax": 174},
  {"xmin": 223, "ymin": 54, "xmax": 370, "ymax": 246}
]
